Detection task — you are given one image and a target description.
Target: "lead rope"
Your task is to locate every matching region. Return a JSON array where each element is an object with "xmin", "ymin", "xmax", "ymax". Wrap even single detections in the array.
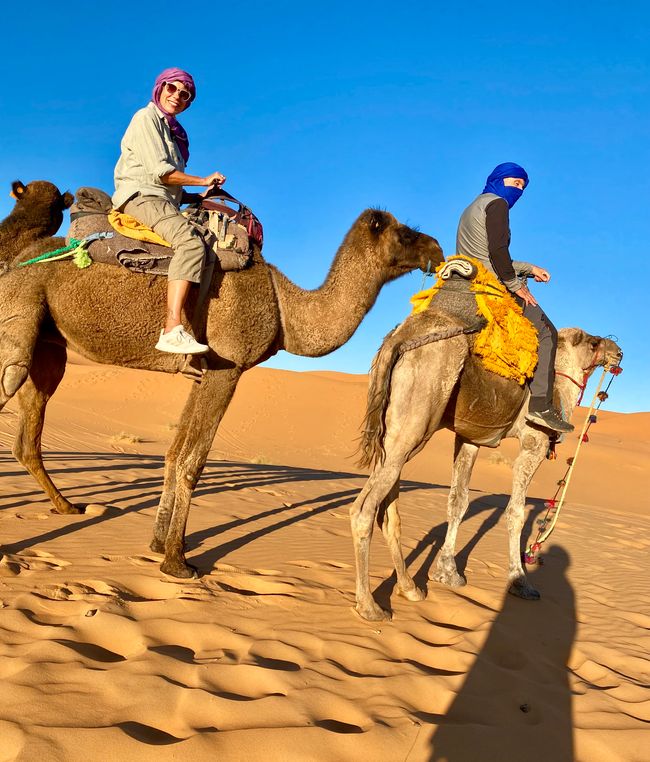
[{"xmin": 523, "ymin": 363, "xmax": 623, "ymax": 565}]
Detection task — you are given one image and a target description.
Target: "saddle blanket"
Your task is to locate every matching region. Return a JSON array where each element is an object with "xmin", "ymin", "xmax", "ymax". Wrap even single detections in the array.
[
  {"xmin": 67, "ymin": 187, "xmax": 253, "ymax": 275},
  {"xmin": 410, "ymin": 255, "xmax": 539, "ymax": 385}
]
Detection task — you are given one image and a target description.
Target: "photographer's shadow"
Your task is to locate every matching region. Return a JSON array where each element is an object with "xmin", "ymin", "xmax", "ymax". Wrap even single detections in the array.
[{"xmin": 429, "ymin": 545, "xmax": 575, "ymax": 762}]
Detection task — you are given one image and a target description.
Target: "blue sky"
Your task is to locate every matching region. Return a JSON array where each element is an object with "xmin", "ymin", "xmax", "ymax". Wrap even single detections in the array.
[{"xmin": 2, "ymin": 2, "xmax": 646, "ymax": 412}]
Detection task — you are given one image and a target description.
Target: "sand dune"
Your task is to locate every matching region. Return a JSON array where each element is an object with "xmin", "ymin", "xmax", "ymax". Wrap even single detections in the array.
[{"xmin": 0, "ymin": 363, "xmax": 648, "ymax": 761}]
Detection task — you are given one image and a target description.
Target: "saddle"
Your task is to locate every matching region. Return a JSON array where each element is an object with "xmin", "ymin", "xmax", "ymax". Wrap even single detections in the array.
[
  {"xmin": 67, "ymin": 187, "xmax": 263, "ymax": 275},
  {"xmin": 410, "ymin": 255, "xmax": 539, "ymax": 385}
]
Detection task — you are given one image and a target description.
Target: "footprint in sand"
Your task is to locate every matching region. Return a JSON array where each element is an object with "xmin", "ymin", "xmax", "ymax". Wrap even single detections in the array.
[
  {"xmin": 14, "ymin": 511, "xmax": 50, "ymax": 521},
  {"xmin": 37, "ymin": 579, "xmax": 119, "ymax": 602},
  {"xmin": 0, "ymin": 550, "xmax": 70, "ymax": 576}
]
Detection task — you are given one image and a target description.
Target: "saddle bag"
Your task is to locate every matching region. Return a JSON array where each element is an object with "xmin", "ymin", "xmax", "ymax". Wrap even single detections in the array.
[{"xmin": 184, "ymin": 187, "xmax": 264, "ymax": 267}]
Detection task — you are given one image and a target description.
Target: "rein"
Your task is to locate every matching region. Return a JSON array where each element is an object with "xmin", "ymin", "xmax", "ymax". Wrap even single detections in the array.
[
  {"xmin": 555, "ymin": 369, "xmax": 589, "ymax": 405},
  {"xmin": 555, "ymin": 348, "xmax": 602, "ymax": 405},
  {"xmin": 524, "ymin": 358, "xmax": 623, "ymax": 565}
]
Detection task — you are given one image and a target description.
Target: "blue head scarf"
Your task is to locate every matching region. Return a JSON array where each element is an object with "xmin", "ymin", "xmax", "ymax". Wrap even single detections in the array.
[{"xmin": 483, "ymin": 162, "xmax": 529, "ymax": 209}]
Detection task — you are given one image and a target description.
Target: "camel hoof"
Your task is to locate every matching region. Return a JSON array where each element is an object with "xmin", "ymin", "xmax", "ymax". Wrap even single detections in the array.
[
  {"xmin": 51, "ymin": 503, "xmax": 85, "ymax": 515},
  {"xmin": 160, "ymin": 560, "xmax": 198, "ymax": 579},
  {"xmin": 399, "ymin": 585, "xmax": 426, "ymax": 602},
  {"xmin": 508, "ymin": 579, "xmax": 541, "ymax": 600},
  {"xmin": 149, "ymin": 539, "xmax": 165, "ymax": 554},
  {"xmin": 354, "ymin": 602, "xmax": 391, "ymax": 622},
  {"xmin": 432, "ymin": 569, "xmax": 466, "ymax": 588}
]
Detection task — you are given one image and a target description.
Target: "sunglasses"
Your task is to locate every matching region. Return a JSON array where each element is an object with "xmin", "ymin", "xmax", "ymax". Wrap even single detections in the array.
[{"xmin": 163, "ymin": 82, "xmax": 192, "ymax": 102}]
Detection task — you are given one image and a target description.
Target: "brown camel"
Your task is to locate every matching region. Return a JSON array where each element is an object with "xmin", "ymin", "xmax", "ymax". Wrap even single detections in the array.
[
  {"xmin": 349, "ymin": 285, "xmax": 622, "ymax": 620},
  {"xmin": 0, "ymin": 180, "xmax": 73, "ymax": 266},
  {"xmin": 0, "ymin": 191, "xmax": 444, "ymax": 579}
]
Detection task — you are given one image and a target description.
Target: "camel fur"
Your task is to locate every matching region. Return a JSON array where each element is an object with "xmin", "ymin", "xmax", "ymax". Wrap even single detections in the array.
[
  {"xmin": 0, "ymin": 180, "xmax": 73, "ymax": 267},
  {"xmin": 350, "ymin": 299, "xmax": 623, "ymax": 620},
  {"xmin": 0, "ymin": 193, "xmax": 444, "ymax": 579}
]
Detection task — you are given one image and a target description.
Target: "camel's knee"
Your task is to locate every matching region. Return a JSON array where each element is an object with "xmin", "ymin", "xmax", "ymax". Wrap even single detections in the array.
[
  {"xmin": 11, "ymin": 441, "xmax": 39, "ymax": 471},
  {"xmin": 350, "ymin": 507, "xmax": 376, "ymax": 542},
  {"xmin": 1, "ymin": 364, "xmax": 29, "ymax": 405}
]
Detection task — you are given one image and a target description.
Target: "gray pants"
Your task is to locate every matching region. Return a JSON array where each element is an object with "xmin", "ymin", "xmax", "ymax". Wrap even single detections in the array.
[
  {"xmin": 520, "ymin": 302, "xmax": 558, "ymax": 412},
  {"xmin": 123, "ymin": 195, "xmax": 207, "ymax": 283}
]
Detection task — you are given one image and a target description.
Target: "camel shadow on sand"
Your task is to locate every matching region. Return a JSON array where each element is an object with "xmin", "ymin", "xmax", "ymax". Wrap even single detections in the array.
[
  {"xmin": 0, "ymin": 452, "xmax": 440, "ymax": 562},
  {"xmin": 371, "ymin": 492, "xmax": 549, "ymax": 615},
  {"xmin": 427, "ymin": 545, "xmax": 576, "ymax": 762},
  {"xmin": 2, "ymin": 451, "xmax": 546, "ymax": 592}
]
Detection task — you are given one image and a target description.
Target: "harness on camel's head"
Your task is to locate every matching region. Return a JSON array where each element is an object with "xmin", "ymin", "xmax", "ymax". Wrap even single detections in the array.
[{"xmin": 555, "ymin": 335, "xmax": 622, "ymax": 406}]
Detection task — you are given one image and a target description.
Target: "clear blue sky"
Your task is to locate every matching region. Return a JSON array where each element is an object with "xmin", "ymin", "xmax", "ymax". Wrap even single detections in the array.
[{"xmin": 2, "ymin": 2, "xmax": 646, "ymax": 412}]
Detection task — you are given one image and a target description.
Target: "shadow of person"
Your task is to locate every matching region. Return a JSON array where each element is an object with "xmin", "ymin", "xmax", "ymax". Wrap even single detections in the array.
[{"xmin": 429, "ymin": 546, "xmax": 575, "ymax": 762}]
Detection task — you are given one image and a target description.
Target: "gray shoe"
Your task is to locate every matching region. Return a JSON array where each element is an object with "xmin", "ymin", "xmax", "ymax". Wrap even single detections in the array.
[
  {"xmin": 525, "ymin": 407, "xmax": 575, "ymax": 434},
  {"xmin": 155, "ymin": 325, "xmax": 209, "ymax": 355}
]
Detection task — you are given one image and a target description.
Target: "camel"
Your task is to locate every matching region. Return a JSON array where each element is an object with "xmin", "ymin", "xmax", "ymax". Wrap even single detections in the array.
[
  {"xmin": 349, "ymin": 281, "xmax": 622, "ymax": 620},
  {"xmin": 0, "ymin": 185, "xmax": 444, "ymax": 579},
  {"xmin": 0, "ymin": 180, "xmax": 73, "ymax": 266}
]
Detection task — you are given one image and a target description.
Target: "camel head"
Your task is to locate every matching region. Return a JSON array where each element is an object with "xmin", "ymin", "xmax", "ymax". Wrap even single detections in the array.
[
  {"xmin": 558, "ymin": 328, "xmax": 623, "ymax": 373},
  {"xmin": 352, "ymin": 209, "xmax": 444, "ymax": 280},
  {"xmin": 9, "ymin": 180, "xmax": 74, "ymax": 237}
]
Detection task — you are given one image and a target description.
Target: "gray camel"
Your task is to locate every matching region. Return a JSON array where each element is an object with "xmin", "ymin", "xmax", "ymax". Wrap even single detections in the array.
[
  {"xmin": 350, "ymin": 290, "xmax": 622, "ymax": 620},
  {"xmin": 0, "ymin": 181, "xmax": 444, "ymax": 578}
]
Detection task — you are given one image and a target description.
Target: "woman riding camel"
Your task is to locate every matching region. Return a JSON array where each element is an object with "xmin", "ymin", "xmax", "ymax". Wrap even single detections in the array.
[
  {"xmin": 113, "ymin": 67, "xmax": 225, "ymax": 355},
  {"xmin": 456, "ymin": 162, "xmax": 574, "ymax": 435}
]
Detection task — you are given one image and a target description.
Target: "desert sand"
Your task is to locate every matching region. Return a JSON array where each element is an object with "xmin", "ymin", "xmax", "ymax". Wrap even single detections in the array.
[{"xmin": 0, "ymin": 360, "xmax": 648, "ymax": 761}]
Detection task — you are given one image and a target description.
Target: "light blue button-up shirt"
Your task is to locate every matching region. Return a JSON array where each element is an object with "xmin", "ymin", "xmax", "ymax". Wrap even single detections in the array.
[{"xmin": 113, "ymin": 102, "xmax": 186, "ymax": 210}]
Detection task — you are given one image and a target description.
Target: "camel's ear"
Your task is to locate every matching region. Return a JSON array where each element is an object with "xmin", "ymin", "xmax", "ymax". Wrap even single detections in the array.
[
  {"xmin": 62, "ymin": 191, "xmax": 74, "ymax": 209},
  {"xmin": 571, "ymin": 329, "xmax": 587, "ymax": 346},
  {"xmin": 10, "ymin": 180, "xmax": 26, "ymax": 200},
  {"xmin": 367, "ymin": 209, "xmax": 390, "ymax": 237}
]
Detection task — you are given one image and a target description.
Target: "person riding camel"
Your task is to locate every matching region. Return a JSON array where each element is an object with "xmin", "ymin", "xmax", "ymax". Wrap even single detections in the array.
[
  {"xmin": 113, "ymin": 67, "xmax": 225, "ymax": 355},
  {"xmin": 456, "ymin": 162, "xmax": 574, "ymax": 435}
]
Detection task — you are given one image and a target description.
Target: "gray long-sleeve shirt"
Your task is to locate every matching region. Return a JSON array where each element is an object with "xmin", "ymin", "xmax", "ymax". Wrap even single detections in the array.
[
  {"xmin": 456, "ymin": 193, "xmax": 533, "ymax": 292},
  {"xmin": 112, "ymin": 102, "xmax": 186, "ymax": 210}
]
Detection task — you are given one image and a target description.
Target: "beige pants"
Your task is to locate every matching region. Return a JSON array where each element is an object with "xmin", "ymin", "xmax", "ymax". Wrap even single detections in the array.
[{"xmin": 123, "ymin": 195, "xmax": 207, "ymax": 284}]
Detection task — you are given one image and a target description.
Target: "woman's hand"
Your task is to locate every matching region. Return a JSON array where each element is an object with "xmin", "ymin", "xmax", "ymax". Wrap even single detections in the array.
[
  {"xmin": 531, "ymin": 265, "xmax": 551, "ymax": 282},
  {"xmin": 202, "ymin": 171, "xmax": 226, "ymax": 187}
]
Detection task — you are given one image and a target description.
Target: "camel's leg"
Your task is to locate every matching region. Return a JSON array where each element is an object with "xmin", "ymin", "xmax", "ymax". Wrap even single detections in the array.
[
  {"xmin": 506, "ymin": 432, "xmax": 547, "ymax": 600},
  {"xmin": 351, "ymin": 348, "xmax": 463, "ymax": 621},
  {"xmin": 150, "ymin": 382, "xmax": 202, "ymax": 553},
  {"xmin": 350, "ymin": 461, "xmax": 406, "ymax": 621},
  {"xmin": 160, "ymin": 368, "xmax": 242, "ymax": 578},
  {"xmin": 432, "ymin": 437, "xmax": 480, "ymax": 587},
  {"xmin": 377, "ymin": 482, "xmax": 426, "ymax": 602},
  {"xmin": 0, "ymin": 301, "xmax": 45, "ymax": 412},
  {"xmin": 12, "ymin": 340, "xmax": 82, "ymax": 514}
]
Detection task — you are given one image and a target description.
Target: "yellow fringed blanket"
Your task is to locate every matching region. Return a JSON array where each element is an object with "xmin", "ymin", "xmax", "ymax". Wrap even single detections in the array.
[
  {"xmin": 107, "ymin": 210, "xmax": 171, "ymax": 247},
  {"xmin": 410, "ymin": 255, "xmax": 538, "ymax": 385}
]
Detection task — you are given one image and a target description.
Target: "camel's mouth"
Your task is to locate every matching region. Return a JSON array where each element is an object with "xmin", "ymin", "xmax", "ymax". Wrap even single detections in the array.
[{"xmin": 602, "ymin": 343, "xmax": 623, "ymax": 371}]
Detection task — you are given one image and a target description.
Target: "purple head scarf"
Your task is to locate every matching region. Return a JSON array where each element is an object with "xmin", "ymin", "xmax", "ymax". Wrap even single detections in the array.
[{"xmin": 152, "ymin": 68, "xmax": 196, "ymax": 164}]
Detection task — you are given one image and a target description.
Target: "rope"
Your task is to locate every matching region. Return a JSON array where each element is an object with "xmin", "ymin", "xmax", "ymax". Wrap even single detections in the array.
[
  {"xmin": 397, "ymin": 320, "xmax": 486, "ymax": 356},
  {"xmin": 17, "ymin": 238, "xmax": 92, "ymax": 269},
  {"xmin": 523, "ymin": 364, "xmax": 622, "ymax": 564}
]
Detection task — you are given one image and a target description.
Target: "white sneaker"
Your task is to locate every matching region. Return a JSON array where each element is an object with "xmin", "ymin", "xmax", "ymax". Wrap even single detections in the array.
[{"xmin": 155, "ymin": 325, "xmax": 209, "ymax": 355}]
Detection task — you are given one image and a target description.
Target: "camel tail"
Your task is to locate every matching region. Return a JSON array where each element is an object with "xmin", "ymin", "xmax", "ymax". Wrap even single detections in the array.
[
  {"xmin": 358, "ymin": 328, "xmax": 403, "ymax": 470},
  {"xmin": 358, "ymin": 316, "xmax": 485, "ymax": 469}
]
